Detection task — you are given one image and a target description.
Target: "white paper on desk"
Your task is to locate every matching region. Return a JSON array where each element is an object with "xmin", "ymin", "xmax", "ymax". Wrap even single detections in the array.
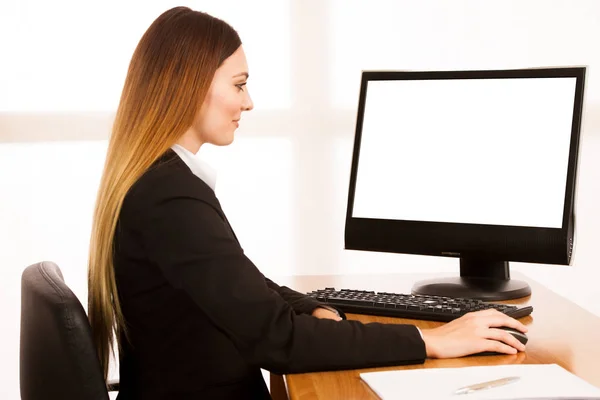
[{"xmin": 360, "ymin": 364, "xmax": 600, "ymax": 400}]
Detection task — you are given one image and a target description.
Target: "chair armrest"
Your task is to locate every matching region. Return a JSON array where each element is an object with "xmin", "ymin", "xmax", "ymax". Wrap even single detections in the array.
[{"xmin": 107, "ymin": 379, "xmax": 120, "ymax": 392}]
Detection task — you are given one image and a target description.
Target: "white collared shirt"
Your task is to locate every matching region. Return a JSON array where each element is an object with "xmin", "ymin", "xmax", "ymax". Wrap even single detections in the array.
[{"xmin": 171, "ymin": 144, "xmax": 217, "ymax": 191}]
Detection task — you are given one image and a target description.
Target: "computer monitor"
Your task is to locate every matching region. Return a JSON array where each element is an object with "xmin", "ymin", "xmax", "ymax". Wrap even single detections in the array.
[{"xmin": 345, "ymin": 67, "xmax": 586, "ymax": 301}]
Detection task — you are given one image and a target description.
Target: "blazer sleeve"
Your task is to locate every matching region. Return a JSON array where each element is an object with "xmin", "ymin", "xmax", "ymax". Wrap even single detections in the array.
[
  {"xmin": 138, "ymin": 192, "xmax": 426, "ymax": 374},
  {"xmin": 262, "ymin": 277, "xmax": 345, "ymax": 319}
]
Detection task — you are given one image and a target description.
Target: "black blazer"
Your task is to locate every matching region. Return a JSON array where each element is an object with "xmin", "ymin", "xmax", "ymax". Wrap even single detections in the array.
[{"xmin": 113, "ymin": 150, "xmax": 426, "ymax": 399}]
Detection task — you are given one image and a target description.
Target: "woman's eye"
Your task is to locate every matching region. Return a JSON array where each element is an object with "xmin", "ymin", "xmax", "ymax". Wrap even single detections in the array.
[{"xmin": 235, "ymin": 83, "xmax": 247, "ymax": 91}]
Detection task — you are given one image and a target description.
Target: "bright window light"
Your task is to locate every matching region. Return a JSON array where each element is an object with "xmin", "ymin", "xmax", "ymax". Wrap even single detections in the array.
[
  {"xmin": 0, "ymin": 0, "xmax": 290, "ymax": 112},
  {"xmin": 198, "ymin": 136, "xmax": 296, "ymax": 275}
]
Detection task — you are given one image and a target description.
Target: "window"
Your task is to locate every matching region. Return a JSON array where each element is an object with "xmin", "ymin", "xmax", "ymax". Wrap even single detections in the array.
[{"xmin": 0, "ymin": 0, "xmax": 291, "ymax": 112}]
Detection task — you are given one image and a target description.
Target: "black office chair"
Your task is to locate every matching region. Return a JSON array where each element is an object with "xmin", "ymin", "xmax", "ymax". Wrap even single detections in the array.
[{"xmin": 20, "ymin": 261, "xmax": 119, "ymax": 399}]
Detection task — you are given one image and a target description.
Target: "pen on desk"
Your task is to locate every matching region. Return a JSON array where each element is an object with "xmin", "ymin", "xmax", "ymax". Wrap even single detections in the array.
[{"xmin": 453, "ymin": 376, "xmax": 520, "ymax": 395}]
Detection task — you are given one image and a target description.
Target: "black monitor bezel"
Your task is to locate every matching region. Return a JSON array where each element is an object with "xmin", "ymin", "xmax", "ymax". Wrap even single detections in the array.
[{"xmin": 345, "ymin": 67, "xmax": 586, "ymax": 265}]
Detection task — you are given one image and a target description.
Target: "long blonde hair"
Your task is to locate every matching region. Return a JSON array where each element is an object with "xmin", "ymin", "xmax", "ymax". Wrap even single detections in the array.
[{"xmin": 88, "ymin": 6, "xmax": 241, "ymax": 380}]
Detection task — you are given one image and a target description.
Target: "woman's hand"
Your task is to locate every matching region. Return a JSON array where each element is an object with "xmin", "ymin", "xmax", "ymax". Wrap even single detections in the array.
[
  {"xmin": 421, "ymin": 309, "xmax": 528, "ymax": 358},
  {"xmin": 312, "ymin": 307, "xmax": 342, "ymax": 321}
]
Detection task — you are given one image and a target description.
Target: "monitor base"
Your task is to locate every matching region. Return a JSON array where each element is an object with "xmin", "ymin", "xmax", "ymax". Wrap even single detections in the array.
[{"xmin": 411, "ymin": 276, "xmax": 531, "ymax": 301}]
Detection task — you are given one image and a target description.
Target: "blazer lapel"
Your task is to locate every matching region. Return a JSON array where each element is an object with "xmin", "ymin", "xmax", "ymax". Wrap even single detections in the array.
[{"xmin": 159, "ymin": 149, "xmax": 242, "ymax": 246}]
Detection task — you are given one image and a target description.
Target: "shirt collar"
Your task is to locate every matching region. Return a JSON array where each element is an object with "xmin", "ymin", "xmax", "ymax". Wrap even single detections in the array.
[{"xmin": 170, "ymin": 144, "xmax": 217, "ymax": 191}]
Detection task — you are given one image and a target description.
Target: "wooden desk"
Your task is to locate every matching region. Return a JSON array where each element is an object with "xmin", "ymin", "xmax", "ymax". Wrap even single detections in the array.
[{"xmin": 269, "ymin": 272, "xmax": 600, "ymax": 400}]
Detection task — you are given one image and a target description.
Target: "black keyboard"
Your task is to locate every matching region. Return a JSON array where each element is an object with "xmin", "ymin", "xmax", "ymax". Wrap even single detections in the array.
[{"xmin": 307, "ymin": 288, "xmax": 533, "ymax": 322}]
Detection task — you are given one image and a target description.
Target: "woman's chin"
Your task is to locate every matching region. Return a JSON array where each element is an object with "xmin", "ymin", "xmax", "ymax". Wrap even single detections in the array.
[{"xmin": 214, "ymin": 135, "xmax": 235, "ymax": 146}]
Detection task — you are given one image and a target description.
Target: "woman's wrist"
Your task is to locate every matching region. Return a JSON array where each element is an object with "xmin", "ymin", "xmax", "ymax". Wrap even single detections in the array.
[
  {"xmin": 312, "ymin": 306, "xmax": 342, "ymax": 321},
  {"xmin": 420, "ymin": 329, "xmax": 437, "ymax": 358}
]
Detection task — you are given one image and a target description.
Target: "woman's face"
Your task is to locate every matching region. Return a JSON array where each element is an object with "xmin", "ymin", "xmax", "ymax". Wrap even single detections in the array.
[{"xmin": 191, "ymin": 46, "xmax": 254, "ymax": 148}]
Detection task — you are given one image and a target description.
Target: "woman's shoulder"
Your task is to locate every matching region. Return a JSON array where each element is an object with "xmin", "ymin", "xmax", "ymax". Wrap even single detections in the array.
[{"xmin": 125, "ymin": 149, "xmax": 218, "ymax": 212}]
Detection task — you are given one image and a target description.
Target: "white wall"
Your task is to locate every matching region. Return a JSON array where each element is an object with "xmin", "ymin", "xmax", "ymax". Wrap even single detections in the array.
[{"xmin": 2, "ymin": 1, "xmax": 600, "ymax": 398}]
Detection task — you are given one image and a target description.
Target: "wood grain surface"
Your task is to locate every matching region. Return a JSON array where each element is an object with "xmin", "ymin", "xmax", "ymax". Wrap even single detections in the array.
[{"xmin": 268, "ymin": 272, "xmax": 600, "ymax": 400}]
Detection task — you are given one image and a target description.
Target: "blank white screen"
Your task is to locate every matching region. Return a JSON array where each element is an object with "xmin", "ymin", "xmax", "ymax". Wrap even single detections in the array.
[{"xmin": 352, "ymin": 76, "xmax": 577, "ymax": 228}]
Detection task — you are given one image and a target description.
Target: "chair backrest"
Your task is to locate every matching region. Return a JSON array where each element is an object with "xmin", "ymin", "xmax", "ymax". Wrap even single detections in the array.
[{"xmin": 20, "ymin": 261, "xmax": 109, "ymax": 400}]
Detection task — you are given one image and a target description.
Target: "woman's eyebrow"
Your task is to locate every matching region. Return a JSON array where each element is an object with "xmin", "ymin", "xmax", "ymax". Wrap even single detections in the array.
[{"xmin": 232, "ymin": 72, "xmax": 249, "ymax": 79}]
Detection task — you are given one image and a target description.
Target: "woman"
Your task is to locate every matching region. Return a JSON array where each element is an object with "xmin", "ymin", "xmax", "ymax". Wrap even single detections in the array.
[{"xmin": 88, "ymin": 7, "xmax": 527, "ymax": 399}]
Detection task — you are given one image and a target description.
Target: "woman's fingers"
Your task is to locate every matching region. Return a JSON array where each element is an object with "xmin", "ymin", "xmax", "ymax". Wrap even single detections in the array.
[
  {"xmin": 487, "ymin": 314, "xmax": 528, "ymax": 332},
  {"xmin": 470, "ymin": 309, "xmax": 528, "ymax": 332},
  {"xmin": 482, "ymin": 338, "xmax": 519, "ymax": 355},
  {"xmin": 487, "ymin": 328, "xmax": 526, "ymax": 351}
]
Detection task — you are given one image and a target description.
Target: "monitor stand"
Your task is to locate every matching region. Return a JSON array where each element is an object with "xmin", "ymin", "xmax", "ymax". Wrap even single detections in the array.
[{"xmin": 411, "ymin": 258, "xmax": 531, "ymax": 301}]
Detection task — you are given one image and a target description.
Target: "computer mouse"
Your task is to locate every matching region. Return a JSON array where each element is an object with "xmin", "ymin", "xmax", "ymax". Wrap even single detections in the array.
[
  {"xmin": 471, "ymin": 326, "xmax": 528, "ymax": 356},
  {"xmin": 498, "ymin": 326, "xmax": 528, "ymax": 345}
]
